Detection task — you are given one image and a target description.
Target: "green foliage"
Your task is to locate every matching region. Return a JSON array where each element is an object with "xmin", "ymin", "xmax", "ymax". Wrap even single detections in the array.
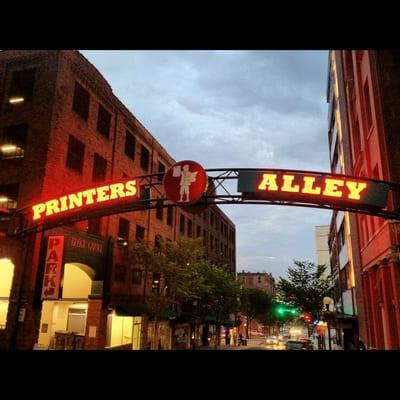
[
  {"xmin": 276, "ymin": 260, "xmax": 334, "ymax": 318},
  {"xmin": 240, "ymin": 287, "xmax": 273, "ymax": 322},
  {"xmin": 128, "ymin": 238, "xmax": 240, "ymax": 319}
]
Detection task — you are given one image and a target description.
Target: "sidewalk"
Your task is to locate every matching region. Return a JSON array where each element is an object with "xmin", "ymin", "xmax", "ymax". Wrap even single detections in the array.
[{"xmin": 197, "ymin": 338, "xmax": 265, "ymax": 350}]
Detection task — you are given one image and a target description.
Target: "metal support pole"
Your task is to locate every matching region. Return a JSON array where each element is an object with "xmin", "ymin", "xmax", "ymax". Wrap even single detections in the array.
[{"xmin": 327, "ymin": 320, "xmax": 332, "ymax": 350}]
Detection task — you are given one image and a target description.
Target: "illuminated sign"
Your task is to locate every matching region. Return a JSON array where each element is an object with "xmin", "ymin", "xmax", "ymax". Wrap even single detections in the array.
[
  {"xmin": 41, "ymin": 236, "xmax": 64, "ymax": 300},
  {"xmin": 163, "ymin": 160, "xmax": 208, "ymax": 205},
  {"xmin": 238, "ymin": 171, "xmax": 390, "ymax": 209},
  {"xmin": 31, "ymin": 180, "xmax": 138, "ymax": 221}
]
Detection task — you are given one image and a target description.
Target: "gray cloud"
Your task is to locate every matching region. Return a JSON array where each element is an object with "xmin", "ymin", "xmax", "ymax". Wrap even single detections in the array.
[{"xmin": 82, "ymin": 50, "xmax": 330, "ymax": 280}]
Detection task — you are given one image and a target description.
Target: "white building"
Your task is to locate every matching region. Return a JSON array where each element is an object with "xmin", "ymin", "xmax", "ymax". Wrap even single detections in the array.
[{"xmin": 315, "ymin": 225, "xmax": 330, "ymax": 279}]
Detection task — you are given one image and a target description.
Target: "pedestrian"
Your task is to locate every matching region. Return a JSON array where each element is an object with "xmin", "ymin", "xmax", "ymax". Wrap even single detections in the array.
[
  {"xmin": 238, "ymin": 333, "xmax": 243, "ymax": 346},
  {"xmin": 359, "ymin": 340, "xmax": 366, "ymax": 350},
  {"xmin": 225, "ymin": 331, "xmax": 231, "ymax": 346}
]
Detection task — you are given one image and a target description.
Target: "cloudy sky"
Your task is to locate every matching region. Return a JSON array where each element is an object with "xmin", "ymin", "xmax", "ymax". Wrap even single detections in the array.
[{"xmin": 82, "ymin": 50, "xmax": 330, "ymax": 279}]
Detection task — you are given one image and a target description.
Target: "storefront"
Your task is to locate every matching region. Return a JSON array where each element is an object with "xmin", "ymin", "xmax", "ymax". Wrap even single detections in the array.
[
  {"xmin": 34, "ymin": 228, "xmax": 109, "ymax": 349},
  {"xmin": 106, "ymin": 313, "xmax": 143, "ymax": 350},
  {"xmin": 0, "ymin": 258, "xmax": 14, "ymax": 331}
]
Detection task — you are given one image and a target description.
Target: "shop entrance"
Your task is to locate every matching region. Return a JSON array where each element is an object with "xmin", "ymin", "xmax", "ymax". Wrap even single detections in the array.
[
  {"xmin": 36, "ymin": 262, "xmax": 94, "ymax": 349},
  {"xmin": 0, "ymin": 258, "xmax": 14, "ymax": 330}
]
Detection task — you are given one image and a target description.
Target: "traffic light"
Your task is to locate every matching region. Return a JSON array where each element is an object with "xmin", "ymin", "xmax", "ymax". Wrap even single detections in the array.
[
  {"xmin": 275, "ymin": 304, "xmax": 298, "ymax": 317},
  {"xmin": 303, "ymin": 314, "xmax": 312, "ymax": 323}
]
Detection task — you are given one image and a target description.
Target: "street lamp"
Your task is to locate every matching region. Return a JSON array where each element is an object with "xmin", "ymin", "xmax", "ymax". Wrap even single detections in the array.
[{"xmin": 323, "ymin": 297, "xmax": 334, "ymax": 350}]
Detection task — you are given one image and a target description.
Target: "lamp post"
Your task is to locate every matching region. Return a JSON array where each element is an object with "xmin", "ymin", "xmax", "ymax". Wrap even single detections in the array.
[{"xmin": 323, "ymin": 297, "xmax": 333, "ymax": 350}]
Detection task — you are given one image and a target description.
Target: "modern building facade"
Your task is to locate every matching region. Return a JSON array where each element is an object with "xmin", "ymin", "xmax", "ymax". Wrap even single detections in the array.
[
  {"xmin": 314, "ymin": 225, "xmax": 330, "ymax": 278},
  {"xmin": 0, "ymin": 50, "xmax": 236, "ymax": 350},
  {"xmin": 327, "ymin": 50, "xmax": 400, "ymax": 349}
]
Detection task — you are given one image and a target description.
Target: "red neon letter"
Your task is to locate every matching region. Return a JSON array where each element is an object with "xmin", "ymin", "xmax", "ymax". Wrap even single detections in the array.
[
  {"xmin": 322, "ymin": 178, "xmax": 344, "ymax": 198},
  {"xmin": 302, "ymin": 176, "xmax": 322, "ymax": 195},
  {"xmin": 257, "ymin": 174, "xmax": 278, "ymax": 191},
  {"xmin": 32, "ymin": 203, "xmax": 46, "ymax": 220},
  {"xmin": 346, "ymin": 181, "xmax": 367, "ymax": 200},
  {"xmin": 281, "ymin": 175, "xmax": 300, "ymax": 193},
  {"xmin": 125, "ymin": 180, "xmax": 138, "ymax": 197}
]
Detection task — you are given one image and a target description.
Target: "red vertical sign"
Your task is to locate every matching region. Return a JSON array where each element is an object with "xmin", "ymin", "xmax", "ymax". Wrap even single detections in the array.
[{"xmin": 41, "ymin": 236, "xmax": 65, "ymax": 300}]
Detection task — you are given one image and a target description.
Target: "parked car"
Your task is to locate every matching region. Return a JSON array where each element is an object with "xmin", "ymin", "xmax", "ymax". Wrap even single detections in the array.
[
  {"xmin": 285, "ymin": 339, "xmax": 313, "ymax": 350},
  {"xmin": 266, "ymin": 335, "xmax": 279, "ymax": 345}
]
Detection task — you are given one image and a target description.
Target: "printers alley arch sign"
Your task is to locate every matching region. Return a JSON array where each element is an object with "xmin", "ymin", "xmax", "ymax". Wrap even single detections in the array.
[
  {"xmin": 237, "ymin": 170, "xmax": 390, "ymax": 210},
  {"xmin": 10, "ymin": 163, "xmax": 400, "ymax": 237}
]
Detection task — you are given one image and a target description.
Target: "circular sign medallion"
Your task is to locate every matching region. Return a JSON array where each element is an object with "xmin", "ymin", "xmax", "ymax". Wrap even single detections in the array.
[{"xmin": 163, "ymin": 160, "xmax": 208, "ymax": 205}]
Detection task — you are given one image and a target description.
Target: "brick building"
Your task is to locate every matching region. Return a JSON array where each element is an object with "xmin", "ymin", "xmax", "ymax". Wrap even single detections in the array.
[
  {"xmin": 237, "ymin": 270, "xmax": 276, "ymax": 337},
  {"xmin": 327, "ymin": 50, "xmax": 400, "ymax": 349},
  {"xmin": 0, "ymin": 50, "xmax": 236, "ymax": 350}
]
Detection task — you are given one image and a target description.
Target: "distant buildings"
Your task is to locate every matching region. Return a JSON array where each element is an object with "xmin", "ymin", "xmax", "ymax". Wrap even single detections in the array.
[
  {"xmin": 237, "ymin": 270, "xmax": 275, "ymax": 297},
  {"xmin": 237, "ymin": 270, "xmax": 276, "ymax": 337}
]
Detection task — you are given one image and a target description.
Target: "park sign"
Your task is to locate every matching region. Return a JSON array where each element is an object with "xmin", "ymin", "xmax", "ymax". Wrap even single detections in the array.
[{"xmin": 237, "ymin": 170, "xmax": 390, "ymax": 210}]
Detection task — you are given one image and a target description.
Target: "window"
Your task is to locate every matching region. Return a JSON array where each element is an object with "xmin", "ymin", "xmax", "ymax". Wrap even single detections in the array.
[
  {"xmin": 96, "ymin": 104, "xmax": 111, "ymax": 138},
  {"xmin": 363, "ymin": 80, "xmax": 373, "ymax": 131},
  {"xmin": 180, "ymin": 214, "xmax": 185, "ymax": 234},
  {"xmin": 351, "ymin": 114, "xmax": 361, "ymax": 163},
  {"xmin": 125, "ymin": 130, "xmax": 136, "ymax": 160},
  {"xmin": 258, "ymin": 276, "xmax": 262, "ymax": 284},
  {"xmin": 140, "ymin": 145, "xmax": 150, "ymax": 171},
  {"xmin": 131, "ymin": 268, "xmax": 142, "ymax": 285},
  {"xmin": 338, "ymin": 224, "xmax": 345, "ymax": 251},
  {"xmin": 87, "ymin": 217, "xmax": 101, "ymax": 235},
  {"xmin": 156, "ymin": 200, "xmax": 163, "ymax": 221},
  {"xmin": 158, "ymin": 161, "xmax": 165, "ymax": 182},
  {"xmin": 118, "ymin": 218, "xmax": 130, "ymax": 240},
  {"xmin": 114, "ymin": 264, "xmax": 126, "ymax": 282},
  {"xmin": 196, "ymin": 225, "xmax": 201, "ymax": 238},
  {"xmin": 72, "ymin": 82, "xmax": 90, "ymax": 121},
  {"xmin": 152, "ymin": 273, "xmax": 161, "ymax": 294},
  {"xmin": 66, "ymin": 135, "xmax": 84, "ymax": 174},
  {"xmin": 92, "ymin": 153, "xmax": 107, "ymax": 182},
  {"xmin": 167, "ymin": 207, "xmax": 173, "ymax": 226},
  {"xmin": 187, "ymin": 219, "xmax": 193, "ymax": 237},
  {"xmin": 0, "ymin": 184, "xmax": 19, "ymax": 210},
  {"xmin": 210, "ymin": 234, "xmax": 214, "ymax": 250},
  {"xmin": 203, "ymin": 211, "xmax": 207, "ymax": 221},
  {"xmin": 203, "ymin": 229, "xmax": 207, "ymax": 246},
  {"xmin": 155, "ymin": 234, "xmax": 162, "ymax": 250},
  {"xmin": 136, "ymin": 224, "xmax": 145, "ymax": 242},
  {"xmin": 1, "ymin": 124, "xmax": 28, "ymax": 159},
  {"xmin": 9, "ymin": 68, "xmax": 35, "ymax": 104}
]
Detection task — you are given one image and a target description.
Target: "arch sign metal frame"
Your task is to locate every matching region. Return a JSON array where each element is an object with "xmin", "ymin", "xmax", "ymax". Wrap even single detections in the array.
[{"xmin": 7, "ymin": 160, "xmax": 400, "ymax": 237}]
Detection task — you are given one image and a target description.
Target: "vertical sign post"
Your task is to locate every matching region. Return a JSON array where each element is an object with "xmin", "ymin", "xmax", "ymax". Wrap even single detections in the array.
[{"xmin": 41, "ymin": 236, "xmax": 65, "ymax": 300}]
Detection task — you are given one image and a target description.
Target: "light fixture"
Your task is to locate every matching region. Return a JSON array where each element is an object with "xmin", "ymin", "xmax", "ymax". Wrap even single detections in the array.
[
  {"xmin": 0, "ymin": 196, "xmax": 9, "ymax": 203},
  {"xmin": 1, "ymin": 144, "xmax": 17, "ymax": 152},
  {"xmin": 117, "ymin": 237, "xmax": 128, "ymax": 246},
  {"xmin": 9, "ymin": 97, "xmax": 24, "ymax": 104}
]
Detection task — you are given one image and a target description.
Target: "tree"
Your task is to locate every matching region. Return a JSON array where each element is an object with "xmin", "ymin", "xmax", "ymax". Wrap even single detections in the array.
[
  {"xmin": 276, "ymin": 260, "xmax": 334, "ymax": 320},
  {"xmin": 129, "ymin": 238, "xmax": 209, "ymax": 349},
  {"xmin": 240, "ymin": 288, "xmax": 273, "ymax": 339},
  {"xmin": 128, "ymin": 238, "xmax": 240, "ymax": 348},
  {"xmin": 195, "ymin": 262, "xmax": 241, "ymax": 348}
]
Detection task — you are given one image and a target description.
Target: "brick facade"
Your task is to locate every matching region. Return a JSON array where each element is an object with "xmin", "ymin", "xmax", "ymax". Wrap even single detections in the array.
[
  {"xmin": 0, "ymin": 50, "xmax": 236, "ymax": 349},
  {"xmin": 329, "ymin": 50, "xmax": 400, "ymax": 349}
]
